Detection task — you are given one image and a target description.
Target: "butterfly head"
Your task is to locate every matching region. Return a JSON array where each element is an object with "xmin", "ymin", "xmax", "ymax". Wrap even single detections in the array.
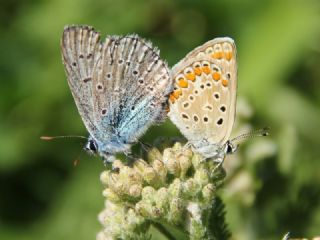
[
  {"xmin": 84, "ymin": 137, "xmax": 99, "ymax": 155},
  {"xmin": 225, "ymin": 140, "xmax": 238, "ymax": 154},
  {"xmin": 84, "ymin": 139, "xmax": 116, "ymax": 163},
  {"xmin": 84, "ymin": 136, "xmax": 131, "ymax": 163}
]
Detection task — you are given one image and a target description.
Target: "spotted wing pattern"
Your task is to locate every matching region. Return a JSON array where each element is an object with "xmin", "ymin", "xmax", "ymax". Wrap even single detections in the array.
[
  {"xmin": 91, "ymin": 34, "xmax": 172, "ymax": 144},
  {"xmin": 62, "ymin": 26, "xmax": 172, "ymax": 153},
  {"xmin": 168, "ymin": 38, "xmax": 237, "ymax": 146},
  {"xmin": 61, "ymin": 26, "xmax": 101, "ymax": 136}
]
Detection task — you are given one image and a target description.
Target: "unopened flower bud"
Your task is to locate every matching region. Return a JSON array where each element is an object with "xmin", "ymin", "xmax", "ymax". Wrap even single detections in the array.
[
  {"xmin": 152, "ymin": 159, "xmax": 167, "ymax": 183},
  {"xmin": 147, "ymin": 147, "xmax": 163, "ymax": 163},
  {"xmin": 102, "ymin": 188, "xmax": 120, "ymax": 202},
  {"xmin": 163, "ymin": 148, "xmax": 181, "ymax": 176},
  {"xmin": 143, "ymin": 167, "xmax": 158, "ymax": 185},
  {"xmin": 202, "ymin": 183, "xmax": 215, "ymax": 203},
  {"xmin": 194, "ymin": 168, "xmax": 209, "ymax": 187},
  {"xmin": 100, "ymin": 170, "xmax": 110, "ymax": 186},
  {"xmin": 141, "ymin": 186, "xmax": 156, "ymax": 201},
  {"xmin": 129, "ymin": 184, "xmax": 143, "ymax": 198}
]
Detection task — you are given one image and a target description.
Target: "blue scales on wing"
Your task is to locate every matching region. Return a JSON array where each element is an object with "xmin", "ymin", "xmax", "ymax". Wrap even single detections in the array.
[
  {"xmin": 61, "ymin": 25, "xmax": 173, "ymax": 159},
  {"xmin": 91, "ymin": 34, "xmax": 172, "ymax": 148}
]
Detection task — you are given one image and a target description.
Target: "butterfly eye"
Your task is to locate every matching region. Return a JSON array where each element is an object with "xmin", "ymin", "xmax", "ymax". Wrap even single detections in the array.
[
  {"xmin": 225, "ymin": 141, "xmax": 238, "ymax": 154},
  {"xmin": 226, "ymin": 143, "xmax": 233, "ymax": 154},
  {"xmin": 85, "ymin": 139, "xmax": 98, "ymax": 153}
]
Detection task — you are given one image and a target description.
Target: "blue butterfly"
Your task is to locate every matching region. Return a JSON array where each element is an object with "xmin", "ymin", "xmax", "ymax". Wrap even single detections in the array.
[{"xmin": 61, "ymin": 25, "xmax": 172, "ymax": 163}]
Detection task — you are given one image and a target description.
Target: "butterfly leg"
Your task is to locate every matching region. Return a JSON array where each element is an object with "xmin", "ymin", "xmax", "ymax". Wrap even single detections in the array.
[
  {"xmin": 183, "ymin": 141, "xmax": 192, "ymax": 151},
  {"xmin": 211, "ymin": 157, "xmax": 224, "ymax": 174},
  {"xmin": 138, "ymin": 140, "xmax": 152, "ymax": 152},
  {"xmin": 124, "ymin": 151, "xmax": 139, "ymax": 167}
]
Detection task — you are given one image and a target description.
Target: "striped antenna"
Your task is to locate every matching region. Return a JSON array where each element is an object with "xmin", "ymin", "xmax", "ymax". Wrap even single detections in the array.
[
  {"xmin": 40, "ymin": 135, "xmax": 87, "ymax": 140},
  {"xmin": 230, "ymin": 127, "xmax": 270, "ymax": 144}
]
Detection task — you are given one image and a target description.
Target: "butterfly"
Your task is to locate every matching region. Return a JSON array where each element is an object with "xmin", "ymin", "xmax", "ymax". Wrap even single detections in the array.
[
  {"xmin": 168, "ymin": 38, "xmax": 237, "ymax": 161},
  {"xmin": 61, "ymin": 25, "xmax": 172, "ymax": 163}
]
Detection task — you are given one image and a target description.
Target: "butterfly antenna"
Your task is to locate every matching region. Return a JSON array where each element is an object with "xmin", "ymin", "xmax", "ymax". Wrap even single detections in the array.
[
  {"xmin": 40, "ymin": 135, "xmax": 87, "ymax": 140},
  {"xmin": 230, "ymin": 127, "xmax": 270, "ymax": 144},
  {"xmin": 40, "ymin": 135, "xmax": 87, "ymax": 166},
  {"xmin": 73, "ymin": 149, "xmax": 86, "ymax": 167}
]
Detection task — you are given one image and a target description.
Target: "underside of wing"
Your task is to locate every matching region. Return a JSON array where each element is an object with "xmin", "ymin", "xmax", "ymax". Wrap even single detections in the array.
[
  {"xmin": 169, "ymin": 38, "xmax": 237, "ymax": 145},
  {"xmin": 61, "ymin": 25, "xmax": 102, "ymax": 135},
  {"xmin": 91, "ymin": 35, "xmax": 172, "ymax": 144}
]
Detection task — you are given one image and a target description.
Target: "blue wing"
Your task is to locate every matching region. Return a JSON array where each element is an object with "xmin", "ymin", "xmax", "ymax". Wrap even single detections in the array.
[{"xmin": 91, "ymin": 35, "xmax": 172, "ymax": 145}]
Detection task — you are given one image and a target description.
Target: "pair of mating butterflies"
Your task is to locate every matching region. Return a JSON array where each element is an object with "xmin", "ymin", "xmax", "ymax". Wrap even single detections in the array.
[{"xmin": 61, "ymin": 25, "xmax": 237, "ymax": 163}]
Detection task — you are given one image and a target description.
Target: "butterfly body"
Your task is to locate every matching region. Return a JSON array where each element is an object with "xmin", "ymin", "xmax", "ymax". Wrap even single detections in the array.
[
  {"xmin": 191, "ymin": 139, "xmax": 224, "ymax": 159},
  {"xmin": 168, "ymin": 37, "xmax": 237, "ymax": 161},
  {"xmin": 61, "ymin": 26, "xmax": 172, "ymax": 162}
]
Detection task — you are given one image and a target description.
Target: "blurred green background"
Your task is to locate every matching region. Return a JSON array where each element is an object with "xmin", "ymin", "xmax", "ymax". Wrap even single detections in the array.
[{"xmin": 0, "ymin": 0, "xmax": 320, "ymax": 239}]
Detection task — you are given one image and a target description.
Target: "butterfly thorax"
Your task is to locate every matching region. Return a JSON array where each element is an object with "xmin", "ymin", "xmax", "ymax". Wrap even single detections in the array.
[
  {"xmin": 191, "ymin": 139, "xmax": 227, "ymax": 161},
  {"xmin": 190, "ymin": 139, "xmax": 237, "ymax": 162}
]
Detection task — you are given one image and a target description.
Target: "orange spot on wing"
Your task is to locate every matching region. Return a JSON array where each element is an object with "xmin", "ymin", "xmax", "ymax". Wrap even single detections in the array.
[
  {"xmin": 173, "ymin": 89, "xmax": 182, "ymax": 99},
  {"xmin": 222, "ymin": 79, "xmax": 228, "ymax": 87},
  {"xmin": 225, "ymin": 52, "xmax": 233, "ymax": 61},
  {"xmin": 178, "ymin": 78, "xmax": 188, "ymax": 88},
  {"xmin": 169, "ymin": 94, "xmax": 176, "ymax": 103},
  {"xmin": 212, "ymin": 72, "xmax": 221, "ymax": 81},
  {"xmin": 185, "ymin": 73, "xmax": 196, "ymax": 81},
  {"xmin": 212, "ymin": 51, "xmax": 223, "ymax": 59},
  {"xmin": 194, "ymin": 67, "xmax": 202, "ymax": 76},
  {"xmin": 202, "ymin": 66, "xmax": 211, "ymax": 74}
]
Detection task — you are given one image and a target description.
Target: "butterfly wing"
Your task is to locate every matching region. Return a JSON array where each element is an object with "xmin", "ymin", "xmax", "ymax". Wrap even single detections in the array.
[
  {"xmin": 61, "ymin": 26, "xmax": 102, "ymax": 136},
  {"xmin": 168, "ymin": 38, "xmax": 237, "ymax": 146},
  {"xmin": 91, "ymin": 35, "xmax": 172, "ymax": 145}
]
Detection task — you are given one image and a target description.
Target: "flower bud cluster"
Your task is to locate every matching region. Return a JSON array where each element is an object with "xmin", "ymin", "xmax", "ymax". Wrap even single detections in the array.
[{"xmin": 97, "ymin": 143, "xmax": 226, "ymax": 239}]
